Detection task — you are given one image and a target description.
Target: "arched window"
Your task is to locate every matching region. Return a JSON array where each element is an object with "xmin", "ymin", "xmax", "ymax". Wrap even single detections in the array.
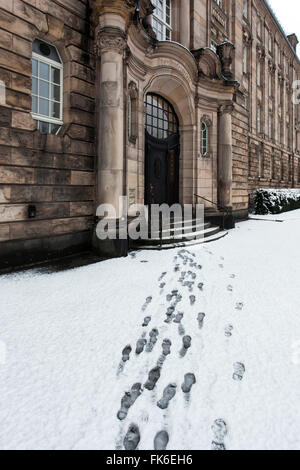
[
  {"xmin": 31, "ymin": 39, "xmax": 63, "ymax": 135},
  {"xmin": 145, "ymin": 93, "xmax": 178, "ymax": 140},
  {"xmin": 152, "ymin": 0, "xmax": 172, "ymax": 41},
  {"xmin": 201, "ymin": 122, "xmax": 208, "ymax": 156}
]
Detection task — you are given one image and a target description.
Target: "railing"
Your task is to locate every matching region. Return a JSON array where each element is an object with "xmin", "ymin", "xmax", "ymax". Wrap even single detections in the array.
[{"xmin": 194, "ymin": 193, "xmax": 230, "ymax": 230}]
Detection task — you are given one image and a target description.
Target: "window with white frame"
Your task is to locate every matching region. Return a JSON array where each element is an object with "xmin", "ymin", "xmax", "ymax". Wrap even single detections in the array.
[
  {"xmin": 31, "ymin": 39, "xmax": 63, "ymax": 135},
  {"xmin": 152, "ymin": 0, "xmax": 172, "ymax": 41},
  {"xmin": 214, "ymin": 0, "xmax": 223, "ymax": 8}
]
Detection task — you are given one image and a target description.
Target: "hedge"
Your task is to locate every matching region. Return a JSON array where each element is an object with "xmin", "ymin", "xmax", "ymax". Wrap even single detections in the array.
[{"xmin": 254, "ymin": 189, "xmax": 300, "ymax": 215}]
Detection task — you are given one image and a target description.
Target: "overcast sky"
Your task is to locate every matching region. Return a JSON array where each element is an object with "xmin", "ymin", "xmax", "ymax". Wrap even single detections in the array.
[{"xmin": 267, "ymin": 0, "xmax": 300, "ymax": 39}]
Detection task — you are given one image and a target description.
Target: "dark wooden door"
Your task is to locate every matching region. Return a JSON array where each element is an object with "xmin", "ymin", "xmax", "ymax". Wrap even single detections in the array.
[{"xmin": 145, "ymin": 131, "xmax": 179, "ymax": 205}]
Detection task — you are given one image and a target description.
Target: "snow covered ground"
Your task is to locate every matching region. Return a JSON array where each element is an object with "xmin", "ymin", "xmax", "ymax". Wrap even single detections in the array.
[{"xmin": 1, "ymin": 209, "xmax": 300, "ymax": 450}]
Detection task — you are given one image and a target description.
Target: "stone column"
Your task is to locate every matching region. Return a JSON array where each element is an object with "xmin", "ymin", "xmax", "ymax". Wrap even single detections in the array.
[
  {"xmin": 180, "ymin": 0, "xmax": 190, "ymax": 49},
  {"xmin": 95, "ymin": 27, "xmax": 126, "ymax": 217},
  {"xmin": 218, "ymin": 103, "xmax": 234, "ymax": 209},
  {"xmin": 91, "ymin": 1, "xmax": 136, "ymax": 257}
]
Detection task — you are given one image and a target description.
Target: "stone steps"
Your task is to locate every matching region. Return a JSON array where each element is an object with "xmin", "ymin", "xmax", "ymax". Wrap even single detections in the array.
[{"xmin": 131, "ymin": 219, "xmax": 227, "ymax": 250}]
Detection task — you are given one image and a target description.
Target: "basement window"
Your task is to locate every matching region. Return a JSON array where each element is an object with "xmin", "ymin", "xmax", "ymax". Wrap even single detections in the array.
[{"xmin": 31, "ymin": 39, "xmax": 63, "ymax": 135}]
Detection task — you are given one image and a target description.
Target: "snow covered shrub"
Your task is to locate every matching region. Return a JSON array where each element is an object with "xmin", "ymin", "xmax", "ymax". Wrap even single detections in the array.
[{"xmin": 254, "ymin": 189, "xmax": 300, "ymax": 215}]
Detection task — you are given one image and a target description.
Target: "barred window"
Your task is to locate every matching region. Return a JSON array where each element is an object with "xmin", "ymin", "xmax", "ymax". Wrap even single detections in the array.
[
  {"xmin": 152, "ymin": 0, "xmax": 172, "ymax": 41},
  {"xmin": 145, "ymin": 93, "xmax": 178, "ymax": 140},
  {"xmin": 31, "ymin": 39, "xmax": 63, "ymax": 135}
]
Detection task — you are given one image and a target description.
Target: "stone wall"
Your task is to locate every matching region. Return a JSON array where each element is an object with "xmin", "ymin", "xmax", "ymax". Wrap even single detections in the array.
[{"xmin": 0, "ymin": 0, "xmax": 96, "ymax": 268}]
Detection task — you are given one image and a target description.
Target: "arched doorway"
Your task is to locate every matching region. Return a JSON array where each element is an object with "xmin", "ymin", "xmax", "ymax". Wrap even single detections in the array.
[{"xmin": 145, "ymin": 93, "xmax": 180, "ymax": 205}]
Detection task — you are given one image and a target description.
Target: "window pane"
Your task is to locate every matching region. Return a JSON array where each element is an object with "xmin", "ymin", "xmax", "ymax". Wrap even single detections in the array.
[
  {"xmin": 39, "ymin": 80, "xmax": 49, "ymax": 99},
  {"xmin": 39, "ymin": 62, "xmax": 49, "ymax": 81},
  {"xmin": 32, "ymin": 96, "xmax": 37, "ymax": 113},
  {"xmin": 32, "ymin": 59, "xmax": 38, "ymax": 77},
  {"xmin": 39, "ymin": 121, "xmax": 50, "ymax": 134},
  {"xmin": 51, "ymin": 84, "xmax": 60, "ymax": 101},
  {"xmin": 50, "ymin": 101, "xmax": 60, "ymax": 119},
  {"xmin": 51, "ymin": 67, "xmax": 60, "ymax": 84},
  {"xmin": 50, "ymin": 123, "xmax": 61, "ymax": 135},
  {"xmin": 39, "ymin": 98, "xmax": 49, "ymax": 116},
  {"xmin": 32, "ymin": 77, "xmax": 38, "ymax": 95}
]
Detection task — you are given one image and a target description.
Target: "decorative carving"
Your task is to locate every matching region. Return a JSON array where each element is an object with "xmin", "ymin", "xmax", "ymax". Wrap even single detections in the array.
[
  {"xmin": 192, "ymin": 48, "xmax": 222, "ymax": 79},
  {"xmin": 201, "ymin": 114, "xmax": 213, "ymax": 127},
  {"xmin": 256, "ymin": 44, "xmax": 266, "ymax": 62},
  {"xmin": 217, "ymin": 41, "xmax": 235, "ymax": 80},
  {"xmin": 268, "ymin": 58, "xmax": 276, "ymax": 74},
  {"xmin": 91, "ymin": 0, "xmax": 138, "ymax": 23},
  {"xmin": 94, "ymin": 27, "xmax": 127, "ymax": 56},
  {"xmin": 219, "ymin": 102, "xmax": 234, "ymax": 115},
  {"xmin": 128, "ymin": 80, "xmax": 138, "ymax": 98},
  {"xmin": 243, "ymin": 27, "xmax": 252, "ymax": 46}
]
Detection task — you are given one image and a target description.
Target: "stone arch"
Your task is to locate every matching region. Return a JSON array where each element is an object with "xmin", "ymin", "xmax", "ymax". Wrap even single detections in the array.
[{"xmin": 143, "ymin": 72, "xmax": 196, "ymax": 205}]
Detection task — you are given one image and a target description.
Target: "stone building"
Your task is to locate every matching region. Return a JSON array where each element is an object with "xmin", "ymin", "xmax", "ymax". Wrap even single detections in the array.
[{"xmin": 0, "ymin": 0, "xmax": 299, "ymax": 268}]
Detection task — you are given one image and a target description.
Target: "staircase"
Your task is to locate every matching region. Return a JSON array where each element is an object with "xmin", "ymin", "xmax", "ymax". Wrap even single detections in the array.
[{"xmin": 130, "ymin": 217, "xmax": 228, "ymax": 251}]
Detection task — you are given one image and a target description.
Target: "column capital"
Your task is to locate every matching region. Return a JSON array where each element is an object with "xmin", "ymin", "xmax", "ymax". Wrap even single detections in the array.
[
  {"xmin": 91, "ymin": 0, "xmax": 138, "ymax": 22},
  {"xmin": 218, "ymin": 102, "xmax": 234, "ymax": 115},
  {"xmin": 95, "ymin": 26, "xmax": 127, "ymax": 56}
]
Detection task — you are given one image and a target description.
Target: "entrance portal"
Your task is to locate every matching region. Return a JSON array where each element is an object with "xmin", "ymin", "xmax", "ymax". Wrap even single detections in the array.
[{"xmin": 145, "ymin": 93, "xmax": 180, "ymax": 205}]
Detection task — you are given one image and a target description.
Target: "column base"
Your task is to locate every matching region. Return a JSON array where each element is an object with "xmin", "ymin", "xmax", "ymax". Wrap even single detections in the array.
[{"xmin": 92, "ymin": 229, "xmax": 128, "ymax": 259}]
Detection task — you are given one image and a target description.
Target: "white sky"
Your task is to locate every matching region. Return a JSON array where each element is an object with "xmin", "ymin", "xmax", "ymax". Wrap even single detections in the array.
[{"xmin": 267, "ymin": 0, "xmax": 300, "ymax": 38}]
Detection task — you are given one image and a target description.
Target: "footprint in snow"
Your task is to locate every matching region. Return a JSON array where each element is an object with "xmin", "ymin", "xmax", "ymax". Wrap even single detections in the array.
[
  {"xmin": 227, "ymin": 285, "xmax": 233, "ymax": 292},
  {"xmin": 142, "ymin": 316, "xmax": 151, "ymax": 327},
  {"xmin": 224, "ymin": 324, "xmax": 234, "ymax": 337},
  {"xmin": 233, "ymin": 362, "xmax": 245, "ymax": 381},
  {"xmin": 211, "ymin": 419, "xmax": 228, "ymax": 451},
  {"xmin": 144, "ymin": 366, "xmax": 161, "ymax": 390},
  {"xmin": 157, "ymin": 383, "xmax": 177, "ymax": 409},
  {"xmin": 181, "ymin": 373, "xmax": 196, "ymax": 393},
  {"xmin": 146, "ymin": 328, "xmax": 159, "ymax": 352},
  {"xmin": 158, "ymin": 272, "xmax": 167, "ymax": 282},
  {"xmin": 121, "ymin": 345, "xmax": 132, "ymax": 362},
  {"xmin": 189, "ymin": 295, "xmax": 196, "ymax": 306},
  {"xmin": 142, "ymin": 296, "xmax": 152, "ymax": 311},
  {"xmin": 154, "ymin": 430, "xmax": 169, "ymax": 450},
  {"xmin": 197, "ymin": 312, "xmax": 206, "ymax": 329},
  {"xmin": 235, "ymin": 302, "xmax": 244, "ymax": 311},
  {"xmin": 219, "ymin": 264, "xmax": 224, "ymax": 269},
  {"xmin": 180, "ymin": 336, "xmax": 192, "ymax": 357},
  {"xmin": 136, "ymin": 338, "xmax": 147, "ymax": 355},
  {"xmin": 230, "ymin": 274, "xmax": 236, "ymax": 279},
  {"xmin": 117, "ymin": 383, "xmax": 142, "ymax": 421},
  {"xmin": 124, "ymin": 424, "xmax": 140, "ymax": 450}
]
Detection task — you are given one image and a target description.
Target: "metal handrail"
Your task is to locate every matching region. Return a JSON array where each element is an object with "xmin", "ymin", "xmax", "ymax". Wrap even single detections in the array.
[{"xmin": 194, "ymin": 194, "xmax": 230, "ymax": 215}]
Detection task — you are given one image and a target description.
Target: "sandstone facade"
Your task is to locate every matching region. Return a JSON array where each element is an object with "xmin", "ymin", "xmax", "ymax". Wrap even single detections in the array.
[{"xmin": 0, "ymin": 0, "xmax": 299, "ymax": 266}]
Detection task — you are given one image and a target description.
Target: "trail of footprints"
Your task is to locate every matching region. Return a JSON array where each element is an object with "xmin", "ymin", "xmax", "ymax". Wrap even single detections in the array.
[{"xmin": 117, "ymin": 249, "xmax": 245, "ymax": 450}]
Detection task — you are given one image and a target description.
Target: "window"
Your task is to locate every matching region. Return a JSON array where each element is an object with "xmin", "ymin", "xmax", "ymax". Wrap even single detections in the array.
[
  {"xmin": 243, "ymin": 0, "xmax": 248, "ymax": 19},
  {"xmin": 269, "ymin": 74, "xmax": 272, "ymax": 97},
  {"xmin": 258, "ymin": 148, "xmax": 263, "ymax": 178},
  {"xmin": 257, "ymin": 60, "xmax": 261, "ymax": 87},
  {"xmin": 211, "ymin": 40, "xmax": 218, "ymax": 53},
  {"xmin": 257, "ymin": 18, "xmax": 262, "ymax": 39},
  {"xmin": 269, "ymin": 34, "xmax": 273, "ymax": 54},
  {"xmin": 31, "ymin": 39, "xmax": 63, "ymax": 134},
  {"xmin": 145, "ymin": 93, "xmax": 178, "ymax": 140},
  {"xmin": 152, "ymin": 0, "xmax": 172, "ymax": 41},
  {"xmin": 278, "ymin": 84, "xmax": 281, "ymax": 106},
  {"xmin": 243, "ymin": 45, "xmax": 248, "ymax": 74},
  {"xmin": 257, "ymin": 104, "xmax": 261, "ymax": 134},
  {"xmin": 269, "ymin": 112, "xmax": 272, "ymax": 139},
  {"xmin": 214, "ymin": 0, "xmax": 223, "ymax": 7},
  {"xmin": 278, "ymin": 49, "xmax": 281, "ymax": 65},
  {"xmin": 201, "ymin": 123, "xmax": 208, "ymax": 156},
  {"xmin": 278, "ymin": 121, "xmax": 281, "ymax": 143}
]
